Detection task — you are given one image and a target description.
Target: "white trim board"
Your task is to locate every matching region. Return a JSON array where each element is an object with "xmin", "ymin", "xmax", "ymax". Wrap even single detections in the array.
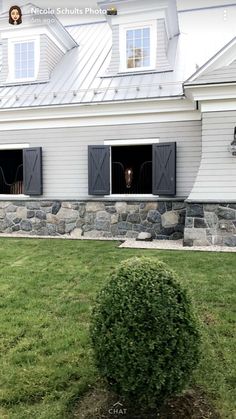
[
  {"xmin": 104, "ymin": 138, "xmax": 159, "ymax": 145},
  {"xmin": 0, "ymin": 143, "xmax": 29, "ymax": 149}
]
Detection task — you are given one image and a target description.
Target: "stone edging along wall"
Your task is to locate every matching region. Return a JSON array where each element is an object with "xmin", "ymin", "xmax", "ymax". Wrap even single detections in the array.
[{"xmin": 0, "ymin": 201, "xmax": 235, "ymax": 246}]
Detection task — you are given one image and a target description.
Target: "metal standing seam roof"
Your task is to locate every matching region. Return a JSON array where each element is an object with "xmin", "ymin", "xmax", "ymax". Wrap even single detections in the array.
[{"xmin": 0, "ymin": 20, "xmax": 187, "ymax": 109}]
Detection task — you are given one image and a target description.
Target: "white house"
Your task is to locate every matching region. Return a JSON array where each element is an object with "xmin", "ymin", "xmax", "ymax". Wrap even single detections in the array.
[{"xmin": 0, "ymin": 0, "xmax": 235, "ymax": 246}]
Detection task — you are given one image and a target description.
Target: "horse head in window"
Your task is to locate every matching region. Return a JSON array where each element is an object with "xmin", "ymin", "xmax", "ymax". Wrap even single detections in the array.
[{"xmin": 124, "ymin": 167, "xmax": 133, "ymax": 189}]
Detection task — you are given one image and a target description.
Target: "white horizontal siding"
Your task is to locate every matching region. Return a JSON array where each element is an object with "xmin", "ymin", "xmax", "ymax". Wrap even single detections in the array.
[
  {"xmin": 0, "ymin": 120, "xmax": 201, "ymax": 199},
  {"xmin": 188, "ymin": 111, "xmax": 236, "ymax": 201}
]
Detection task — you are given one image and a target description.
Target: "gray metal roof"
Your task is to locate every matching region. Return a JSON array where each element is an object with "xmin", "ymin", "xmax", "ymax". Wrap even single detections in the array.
[{"xmin": 0, "ymin": 19, "xmax": 188, "ymax": 109}]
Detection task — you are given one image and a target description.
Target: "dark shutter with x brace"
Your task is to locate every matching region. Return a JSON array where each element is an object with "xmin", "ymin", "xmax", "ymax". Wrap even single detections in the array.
[
  {"xmin": 88, "ymin": 145, "xmax": 110, "ymax": 195},
  {"xmin": 152, "ymin": 142, "xmax": 176, "ymax": 195},
  {"xmin": 23, "ymin": 147, "xmax": 42, "ymax": 195}
]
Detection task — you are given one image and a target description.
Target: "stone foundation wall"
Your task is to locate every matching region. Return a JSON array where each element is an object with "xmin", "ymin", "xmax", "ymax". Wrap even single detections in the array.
[
  {"xmin": 0, "ymin": 200, "xmax": 186, "ymax": 239},
  {"xmin": 184, "ymin": 203, "xmax": 236, "ymax": 247}
]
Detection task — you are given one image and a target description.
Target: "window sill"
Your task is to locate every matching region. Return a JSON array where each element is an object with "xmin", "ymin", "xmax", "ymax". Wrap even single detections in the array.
[{"xmin": 0, "ymin": 194, "xmax": 30, "ymax": 199}]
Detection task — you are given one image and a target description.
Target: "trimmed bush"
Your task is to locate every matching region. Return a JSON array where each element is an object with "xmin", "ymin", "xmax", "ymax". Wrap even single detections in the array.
[{"xmin": 90, "ymin": 257, "xmax": 200, "ymax": 407}]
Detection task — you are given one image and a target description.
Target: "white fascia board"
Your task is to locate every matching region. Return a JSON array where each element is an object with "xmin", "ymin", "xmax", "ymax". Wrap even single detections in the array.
[
  {"xmin": 199, "ymin": 99, "xmax": 236, "ymax": 113},
  {"xmin": 0, "ymin": 102, "xmax": 201, "ymax": 131},
  {"xmin": 185, "ymin": 83, "xmax": 236, "ymax": 102}
]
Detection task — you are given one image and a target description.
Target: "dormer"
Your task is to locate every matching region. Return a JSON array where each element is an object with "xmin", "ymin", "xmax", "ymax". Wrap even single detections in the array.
[
  {"xmin": 0, "ymin": 3, "xmax": 77, "ymax": 85},
  {"xmin": 98, "ymin": 0, "xmax": 179, "ymax": 74}
]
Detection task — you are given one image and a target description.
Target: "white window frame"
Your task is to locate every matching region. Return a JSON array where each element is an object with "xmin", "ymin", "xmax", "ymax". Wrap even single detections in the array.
[
  {"xmin": 119, "ymin": 20, "xmax": 157, "ymax": 73},
  {"xmin": 7, "ymin": 36, "xmax": 40, "ymax": 83},
  {"xmin": 0, "ymin": 143, "xmax": 29, "ymax": 197},
  {"xmin": 104, "ymin": 138, "xmax": 159, "ymax": 196}
]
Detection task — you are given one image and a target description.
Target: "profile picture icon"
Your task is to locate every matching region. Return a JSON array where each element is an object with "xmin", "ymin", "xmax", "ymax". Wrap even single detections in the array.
[{"xmin": 9, "ymin": 5, "xmax": 22, "ymax": 25}]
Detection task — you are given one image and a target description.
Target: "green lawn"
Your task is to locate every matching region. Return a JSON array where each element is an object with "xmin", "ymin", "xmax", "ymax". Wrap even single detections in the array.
[{"xmin": 0, "ymin": 238, "xmax": 235, "ymax": 419}]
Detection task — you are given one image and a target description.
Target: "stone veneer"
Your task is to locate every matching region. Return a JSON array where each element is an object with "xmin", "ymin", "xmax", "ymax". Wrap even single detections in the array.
[
  {"xmin": 184, "ymin": 203, "xmax": 236, "ymax": 247},
  {"xmin": 0, "ymin": 200, "xmax": 186, "ymax": 240}
]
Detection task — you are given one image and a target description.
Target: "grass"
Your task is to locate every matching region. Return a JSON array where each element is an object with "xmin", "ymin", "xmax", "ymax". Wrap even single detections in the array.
[{"xmin": 0, "ymin": 237, "xmax": 235, "ymax": 418}]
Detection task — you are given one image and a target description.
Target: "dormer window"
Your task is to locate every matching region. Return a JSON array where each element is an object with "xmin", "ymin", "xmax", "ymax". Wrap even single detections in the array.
[
  {"xmin": 120, "ymin": 21, "xmax": 157, "ymax": 72},
  {"xmin": 15, "ymin": 41, "xmax": 35, "ymax": 79},
  {"xmin": 7, "ymin": 36, "xmax": 40, "ymax": 82}
]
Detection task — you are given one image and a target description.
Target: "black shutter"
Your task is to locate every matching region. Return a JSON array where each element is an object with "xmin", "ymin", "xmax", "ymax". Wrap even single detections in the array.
[
  {"xmin": 23, "ymin": 147, "xmax": 42, "ymax": 195},
  {"xmin": 88, "ymin": 145, "xmax": 110, "ymax": 195},
  {"xmin": 152, "ymin": 142, "xmax": 176, "ymax": 195}
]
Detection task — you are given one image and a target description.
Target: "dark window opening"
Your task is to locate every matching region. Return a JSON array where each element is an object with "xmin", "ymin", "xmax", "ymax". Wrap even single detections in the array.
[
  {"xmin": 0, "ymin": 150, "xmax": 23, "ymax": 194},
  {"xmin": 112, "ymin": 145, "xmax": 152, "ymax": 194}
]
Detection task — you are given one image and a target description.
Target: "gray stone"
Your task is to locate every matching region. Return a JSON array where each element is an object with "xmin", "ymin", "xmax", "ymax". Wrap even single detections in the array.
[
  {"xmin": 85, "ymin": 213, "xmax": 95, "ymax": 224},
  {"xmin": 86, "ymin": 202, "xmax": 105, "ymax": 212},
  {"xmin": 33, "ymin": 220, "xmax": 47, "ymax": 231},
  {"xmin": 119, "ymin": 213, "xmax": 127, "ymax": 221},
  {"xmin": 194, "ymin": 218, "xmax": 207, "ymax": 228},
  {"xmin": 136, "ymin": 232, "xmax": 153, "ymax": 241},
  {"xmin": 26, "ymin": 202, "xmax": 41, "ymax": 210},
  {"xmin": 185, "ymin": 217, "xmax": 193, "ymax": 228},
  {"xmin": 65, "ymin": 222, "xmax": 76, "ymax": 233},
  {"xmin": 140, "ymin": 202, "xmax": 157, "ymax": 212},
  {"xmin": 172, "ymin": 202, "xmax": 185, "ymax": 210},
  {"xmin": 61, "ymin": 202, "xmax": 73, "ymax": 209},
  {"xmin": 126, "ymin": 231, "xmax": 139, "ymax": 239},
  {"xmin": 174, "ymin": 224, "xmax": 184, "ymax": 233},
  {"xmin": 106, "ymin": 206, "xmax": 116, "ymax": 214},
  {"xmin": 13, "ymin": 217, "xmax": 21, "ymax": 224},
  {"xmin": 57, "ymin": 207, "xmax": 78, "ymax": 222},
  {"xmin": 127, "ymin": 213, "xmax": 141, "ymax": 223},
  {"xmin": 35, "ymin": 210, "xmax": 46, "ymax": 220},
  {"xmin": 156, "ymin": 202, "xmax": 166, "ymax": 214},
  {"xmin": 203, "ymin": 204, "xmax": 219, "ymax": 212},
  {"xmin": 217, "ymin": 207, "xmax": 236, "ymax": 220},
  {"xmin": 57, "ymin": 221, "xmax": 65, "ymax": 235},
  {"xmin": 170, "ymin": 232, "xmax": 183, "ymax": 240},
  {"xmin": 52, "ymin": 201, "xmax": 61, "ymax": 215},
  {"xmin": 166, "ymin": 202, "xmax": 172, "ymax": 211},
  {"xmin": 223, "ymin": 235, "xmax": 236, "ymax": 247},
  {"xmin": 0, "ymin": 202, "xmax": 10, "ymax": 209},
  {"xmin": 7, "ymin": 204, "xmax": 17, "ymax": 212},
  {"xmin": 0, "ymin": 209, "xmax": 5, "ymax": 219},
  {"xmin": 219, "ymin": 220, "xmax": 235, "ymax": 232},
  {"xmin": 161, "ymin": 211, "xmax": 178, "ymax": 228},
  {"xmin": 160, "ymin": 227, "xmax": 175, "ymax": 236},
  {"xmin": 78, "ymin": 204, "xmax": 86, "ymax": 217},
  {"xmin": 186, "ymin": 204, "xmax": 204, "ymax": 218},
  {"xmin": 47, "ymin": 224, "xmax": 57, "ymax": 235},
  {"xmin": 184, "ymin": 228, "xmax": 210, "ymax": 246},
  {"xmin": 118, "ymin": 221, "xmax": 132, "ymax": 231},
  {"xmin": 147, "ymin": 210, "xmax": 161, "ymax": 223},
  {"xmin": 95, "ymin": 211, "xmax": 111, "ymax": 231},
  {"xmin": 183, "ymin": 239, "xmax": 193, "ymax": 247},
  {"xmin": 12, "ymin": 225, "xmax": 20, "ymax": 232},
  {"xmin": 27, "ymin": 210, "xmax": 35, "ymax": 219},
  {"xmin": 16, "ymin": 207, "xmax": 27, "ymax": 219},
  {"xmin": 70, "ymin": 228, "xmax": 82, "ymax": 238},
  {"xmin": 205, "ymin": 212, "xmax": 218, "ymax": 228},
  {"xmin": 46, "ymin": 213, "xmax": 58, "ymax": 224},
  {"xmin": 21, "ymin": 220, "xmax": 32, "ymax": 232},
  {"xmin": 228, "ymin": 204, "xmax": 236, "ymax": 210},
  {"xmin": 115, "ymin": 202, "xmax": 127, "ymax": 213},
  {"xmin": 71, "ymin": 203, "xmax": 80, "ymax": 210},
  {"xmin": 111, "ymin": 214, "xmax": 119, "ymax": 224},
  {"xmin": 40, "ymin": 201, "xmax": 53, "ymax": 207}
]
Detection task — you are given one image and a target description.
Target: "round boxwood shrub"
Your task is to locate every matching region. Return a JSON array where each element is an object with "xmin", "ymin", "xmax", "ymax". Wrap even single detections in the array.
[{"xmin": 90, "ymin": 257, "xmax": 200, "ymax": 407}]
